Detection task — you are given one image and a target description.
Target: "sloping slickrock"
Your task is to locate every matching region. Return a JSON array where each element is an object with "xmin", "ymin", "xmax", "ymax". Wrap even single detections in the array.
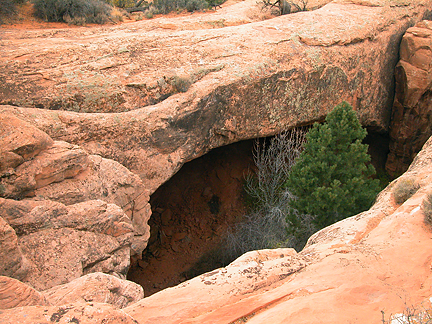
[
  {"xmin": 387, "ymin": 20, "xmax": 432, "ymax": 177},
  {"xmin": 43, "ymin": 272, "xmax": 144, "ymax": 309},
  {"xmin": 0, "ymin": 217, "xmax": 29, "ymax": 281},
  {"xmin": 1, "ymin": 0, "xmax": 431, "ymax": 193},
  {"xmin": 0, "ymin": 302, "xmax": 139, "ymax": 324},
  {"xmin": 0, "ymin": 276, "xmax": 50, "ymax": 309},
  {"xmin": 0, "ymin": 114, "xmax": 53, "ymax": 174},
  {"xmin": 125, "ymin": 137, "xmax": 432, "ymax": 323},
  {"xmin": 0, "ymin": 198, "xmax": 134, "ymax": 290}
]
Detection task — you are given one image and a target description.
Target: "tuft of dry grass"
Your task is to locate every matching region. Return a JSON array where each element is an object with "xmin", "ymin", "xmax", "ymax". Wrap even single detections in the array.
[
  {"xmin": 393, "ymin": 177, "xmax": 419, "ymax": 205},
  {"xmin": 422, "ymin": 192, "xmax": 432, "ymax": 227}
]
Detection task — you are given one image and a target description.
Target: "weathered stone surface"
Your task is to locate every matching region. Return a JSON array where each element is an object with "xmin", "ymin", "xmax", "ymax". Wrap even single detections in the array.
[
  {"xmin": 0, "ymin": 198, "xmax": 134, "ymax": 290},
  {"xmin": 0, "ymin": 112, "xmax": 150, "ymax": 256},
  {"xmin": 0, "ymin": 276, "xmax": 50, "ymax": 309},
  {"xmin": 1, "ymin": 141, "xmax": 89, "ymax": 199},
  {"xmin": 31, "ymin": 154, "xmax": 151, "ymax": 256},
  {"xmin": 1, "ymin": 0, "xmax": 430, "ymax": 193},
  {"xmin": 44, "ymin": 272, "xmax": 144, "ymax": 309},
  {"xmin": 387, "ymin": 20, "xmax": 432, "ymax": 177},
  {"xmin": 0, "ymin": 114, "xmax": 53, "ymax": 174},
  {"xmin": 124, "ymin": 137, "xmax": 432, "ymax": 323},
  {"xmin": 0, "ymin": 302, "xmax": 139, "ymax": 324},
  {"xmin": 0, "ymin": 217, "xmax": 29, "ymax": 280}
]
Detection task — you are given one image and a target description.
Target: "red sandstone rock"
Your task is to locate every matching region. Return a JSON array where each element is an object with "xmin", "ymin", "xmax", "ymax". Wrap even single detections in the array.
[
  {"xmin": 0, "ymin": 217, "xmax": 29, "ymax": 281},
  {"xmin": 31, "ymin": 154, "xmax": 151, "ymax": 256},
  {"xmin": 387, "ymin": 20, "xmax": 432, "ymax": 176},
  {"xmin": 0, "ymin": 114, "xmax": 53, "ymax": 174},
  {"xmin": 1, "ymin": 141, "xmax": 89, "ymax": 199},
  {"xmin": 0, "ymin": 276, "xmax": 50, "ymax": 309},
  {"xmin": 0, "ymin": 112, "xmax": 151, "ymax": 256},
  {"xmin": 0, "ymin": 198, "xmax": 134, "ymax": 290},
  {"xmin": 43, "ymin": 272, "xmax": 144, "ymax": 309},
  {"xmin": 0, "ymin": 302, "xmax": 139, "ymax": 324}
]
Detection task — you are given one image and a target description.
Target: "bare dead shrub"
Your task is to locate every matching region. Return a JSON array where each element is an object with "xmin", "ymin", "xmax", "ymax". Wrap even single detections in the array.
[
  {"xmin": 221, "ymin": 129, "xmax": 315, "ymax": 264},
  {"xmin": 259, "ymin": 0, "xmax": 307, "ymax": 15}
]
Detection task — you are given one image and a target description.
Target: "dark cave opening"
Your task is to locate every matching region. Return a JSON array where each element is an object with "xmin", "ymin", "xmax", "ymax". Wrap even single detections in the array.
[
  {"xmin": 127, "ymin": 139, "xmax": 256, "ymax": 296},
  {"xmin": 127, "ymin": 129, "xmax": 391, "ymax": 297}
]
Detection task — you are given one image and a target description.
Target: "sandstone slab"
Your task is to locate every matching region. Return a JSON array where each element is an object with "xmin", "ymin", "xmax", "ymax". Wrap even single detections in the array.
[
  {"xmin": 0, "ymin": 198, "xmax": 134, "ymax": 290},
  {"xmin": 0, "ymin": 114, "xmax": 53, "ymax": 174},
  {"xmin": 0, "ymin": 302, "xmax": 139, "ymax": 324},
  {"xmin": 43, "ymin": 272, "xmax": 144, "ymax": 309},
  {"xmin": 0, "ymin": 276, "xmax": 50, "ymax": 309},
  {"xmin": 1, "ymin": 141, "xmax": 89, "ymax": 199},
  {"xmin": 0, "ymin": 112, "xmax": 150, "ymax": 256},
  {"xmin": 0, "ymin": 217, "xmax": 29, "ymax": 281}
]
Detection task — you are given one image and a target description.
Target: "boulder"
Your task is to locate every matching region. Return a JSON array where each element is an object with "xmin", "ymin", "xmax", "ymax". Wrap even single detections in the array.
[
  {"xmin": 0, "ymin": 276, "xmax": 50, "ymax": 309},
  {"xmin": 1, "ymin": 0, "xmax": 431, "ymax": 193},
  {"xmin": 1, "ymin": 141, "xmax": 89, "ymax": 199},
  {"xmin": 43, "ymin": 272, "xmax": 144, "ymax": 309},
  {"xmin": 0, "ymin": 113, "xmax": 150, "ymax": 256},
  {"xmin": 0, "ymin": 198, "xmax": 134, "ymax": 290},
  {"xmin": 0, "ymin": 302, "xmax": 139, "ymax": 324},
  {"xmin": 31, "ymin": 154, "xmax": 151, "ymax": 256},
  {"xmin": 0, "ymin": 114, "xmax": 53, "ymax": 174},
  {"xmin": 387, "ymin": 20, "xmax": 432, "ymax": 177}
]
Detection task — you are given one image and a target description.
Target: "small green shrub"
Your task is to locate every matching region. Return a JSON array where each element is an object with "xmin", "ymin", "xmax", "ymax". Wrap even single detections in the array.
[
  {"xmin": 393, "ymin": 177, "xmax": 419, "ymax": 205},
  {"xmin": 422, "ymin": 192, "xmax": 432, "ymax": 226},
  {"xmin": 285, "ymin": 102, "xmax": 380, "ymax": 230},
  {"xmin": 32, "ymin": 0, "xmax": 113, "ymax": 24}
]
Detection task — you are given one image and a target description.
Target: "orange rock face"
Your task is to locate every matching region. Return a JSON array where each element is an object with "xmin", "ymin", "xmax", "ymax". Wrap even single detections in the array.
[
  {"xmin": 0, "ymin": 276, "xmax": 50, "ymax": 309},
  {"xmin": 0, "ymin": 302, "xmax": 140, "ymax": 324},
  {"xmin": 387, "ymin": 20, "xmax": 432, "ymax": 177},
  {"xmin": 44, "ymin": 272, "xmax": 144, "ymax": 309}
]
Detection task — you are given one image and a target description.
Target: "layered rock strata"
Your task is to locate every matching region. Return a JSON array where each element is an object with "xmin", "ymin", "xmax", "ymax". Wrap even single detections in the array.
[
  {"xmin": 0, "ymin": 114, "xmax": 151, "ymax": 290},
  {"xmin": 387, "ymin": 20, "xmax": 432, "ymax": 177},
  {"xmin": 1, "ymin": 0, "xmax": 431, "ymax": 192}
]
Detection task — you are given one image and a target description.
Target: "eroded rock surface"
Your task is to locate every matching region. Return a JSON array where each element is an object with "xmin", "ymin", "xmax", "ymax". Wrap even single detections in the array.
[
  {"xmin": 0, "ymin": 217, "xmax": 29, "ymax": 281},
  {"xmin": 0, "ymin": 198, "xmax": 134, "ymax": 290},
  {"xmin": 0, "ymin": 302, "xmax": 139, "ymax": 324},
  {"xmin": 387, "ymin": 20, "xmax": 432, "ymax": 177},
  {"xmin": 0, "ymin": 276, "xmax": 50, "ymax": 310},
  {"xmin": 0, "ymin": 114, "xmax": 151, "ymax": 291},
  {"xmin": 1, "ymin": 0, "xmax": 431, "ymax": 193},
  {"xmin": 43, "ymin": 272, "xmax": 144, "ymax": 309},
  {"xmin": 0, "ymin": 114, "xmax": 53, "ymax": 174}
]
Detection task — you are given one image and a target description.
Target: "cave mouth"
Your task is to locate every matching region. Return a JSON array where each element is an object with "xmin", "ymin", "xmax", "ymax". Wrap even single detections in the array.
[
  {"xmin": 126, "ymin": 128, "xmax": 390, "ymax": 297},
  {"xmin": 127, "ymin": 139, "xmax": 256, "ymax": 296}
]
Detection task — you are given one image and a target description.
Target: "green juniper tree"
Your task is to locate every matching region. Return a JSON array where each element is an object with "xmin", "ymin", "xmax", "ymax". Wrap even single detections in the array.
[{"xmin": 285, "ymin": 101, "xmax": 380, "ymax": 230}]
